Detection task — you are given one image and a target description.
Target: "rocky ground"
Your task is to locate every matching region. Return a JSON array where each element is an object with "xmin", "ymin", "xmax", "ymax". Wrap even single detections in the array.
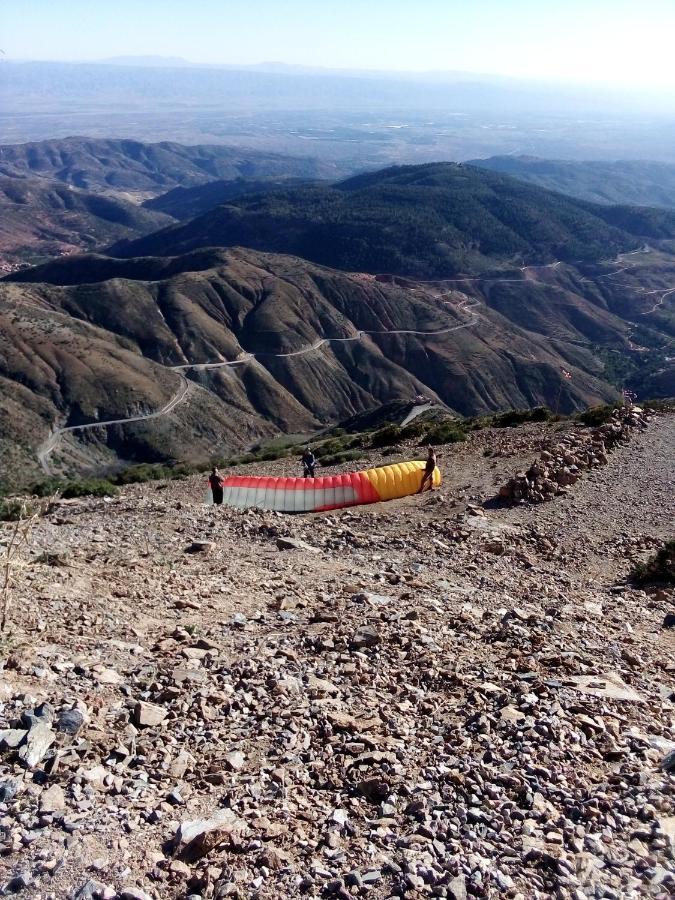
[{"xmin": 0, "ymin": 413, "xmax": 673, "ymax": 900}]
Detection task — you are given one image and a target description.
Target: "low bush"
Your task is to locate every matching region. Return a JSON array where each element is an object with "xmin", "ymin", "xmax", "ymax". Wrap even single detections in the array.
[
  {"xmin": 493, "ymin": 407, "xmax": 551, "ymax": 428},
  {"xmin": 398, "ymin": 421, "xmax": 425, "ymax": 440},
  {"xmin": 320, "ymin": 450, "xmax": 363, "ymax": 467},
  {"xmin": 381, "ymin": 446, "xmax": 404, "ymax": 456},
  {"xmin": 0, "ymin": 499, "xmax": 37, "ymax": 522},
  {"xmin": 60, "ymin": 479, "xmax": 119, "ymax": 498},
  {"xmin": 577, "ymin": 405, "xmax": 617, "ymax": 427},
  {"xmin": 314, "ymin": 436, "xmax": 361, "ymax": 458},
  {"xmin": 370, "ymin": 424, "xmax": 402, "ymax": 448},
  {"xmin": 420, "ymin": 423, "xmax": 466, "ymax": 445},
  {"xmin": 114, "ymin": 463, "xmax": 193, "ymax": 485},
  {"xmin": 631, "ymin": 540, "xmax": 675, "ymax": 585},
  {"xmin": 30, "ymin": 478, "xmax": 64, "ymax": 497},
  {"xmin": 257, "ymin": 447, "xmax": 290, "ymax": 461}
]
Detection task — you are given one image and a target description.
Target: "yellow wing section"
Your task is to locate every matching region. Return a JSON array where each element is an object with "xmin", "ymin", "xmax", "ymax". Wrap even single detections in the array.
[{"xmin": 363, "ymin": 460, "xmax": 440, "ymax": 501}]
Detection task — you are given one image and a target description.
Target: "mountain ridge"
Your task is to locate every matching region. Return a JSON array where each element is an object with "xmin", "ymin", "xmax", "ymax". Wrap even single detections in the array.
[
  {"xmin": 0, "ymin": 176, "xmax": 174, "ymax": 268},
  {"xmin": 5, "ymin": 241, "xmax": 671, "ymax": 485},
  {"xmin": 109, "ymin": 163, "xmax": 675, "ymax": 277},
  {"xmin": 0, "ymin": 137, "xmax": 338, "ymax": 194},
  {"xmin": 469, "ymin": 155, "xmax": 675, "ymax": 209}
]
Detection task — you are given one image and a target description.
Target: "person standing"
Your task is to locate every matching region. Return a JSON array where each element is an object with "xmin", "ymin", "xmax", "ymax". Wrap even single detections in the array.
[
  {"xmin": 301, "ymin": 447, "xmax": 316, "ymax": 478},
  {"xmin": 419, "ymin": 446, "xmax": 437, "ymax": 493},
  {"xmin": 209, "ymin": 466, "xmax": 225, "ymax": 505}
]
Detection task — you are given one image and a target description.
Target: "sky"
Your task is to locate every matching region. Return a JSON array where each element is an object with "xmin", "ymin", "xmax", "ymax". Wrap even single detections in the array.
[{"xmin": 4, "ymin": 0, "xmax": 675, "ymax": 90}]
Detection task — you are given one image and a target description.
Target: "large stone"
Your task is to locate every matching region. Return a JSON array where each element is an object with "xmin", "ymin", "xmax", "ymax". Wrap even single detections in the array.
[
  {"xmin": 40, "ymin": 783, "xmax": 66, "ymax": 813},
  {"xmin": 174, "ymin": 808, "xmax": 243, "ymax": 862},
  {"xmin": 0, "ymin": 728, "xmax": 27, "ymax": 749},
  {"xmin": 276, "ymin": 536, "xmax": 320, "ymax": 553},
  {"xmin": 350, "ymin": 625, "xmax": 380, "ymax": 649},
  {"xmin": 18, "ymin": 722, "xmax": 55, "ymax": 768},
  {"xmin": 223, "ymin": 751, "xmax": 246, "ymax": 772},
  {"xmin": 119, "ymin": 889, "xmax": 155, "ymax": 900},
  {"xmin": 57, "ymin": 708, "xmax": 86, "ymax": 736},
  {"xmin": 0, "ymin": 778, "xmax": 20, "ymax": 802},
  {"xmin": 133, "ymin": 701, "xmax": 167, "ymax": 728},
  {"xmin": 185, "ymin": 540, "xmax": 215, "ymax": 554},
  {"xmin": 448, "ymin": 875, "xmax": 467, "ymax": 900},
  {"xmin": 662, "ymin": 749, "xmax": 675, "ymax": 773}
]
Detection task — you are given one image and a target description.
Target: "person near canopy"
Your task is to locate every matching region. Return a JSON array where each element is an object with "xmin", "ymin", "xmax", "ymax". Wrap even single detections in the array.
[
  {"xmin": 301, "ymin": 446, "xmax": 316, "ymax": 478},
  {"xmin": 419, "ymin": 446, "xmax": 437, "ymax": 493},
  {"xmin": 209, "ymin": 466, "xmax": 225, "ymax": 505}
]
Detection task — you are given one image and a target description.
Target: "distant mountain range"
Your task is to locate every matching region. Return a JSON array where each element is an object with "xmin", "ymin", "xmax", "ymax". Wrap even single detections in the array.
[
  {"xmin": 111, "ymin": 163, "xmax": 675, "ymax": 277},
  {"xmin": 0, "ymin": 137, "xmax": 335, "ymax": 267},
  {"xmin": 0, "ymin": 137, "xmax": 335, "ymax": 194},
  {"xmin": 4, "ymin": 61, "xmax": 674, "ymax": 165},
  {"xmin": 470, "ymin": 156, "xmax": 675, "ymax": 209}
]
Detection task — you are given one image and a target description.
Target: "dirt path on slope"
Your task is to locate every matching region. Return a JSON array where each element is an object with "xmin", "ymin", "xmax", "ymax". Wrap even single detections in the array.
[{"xmin": 495, "ymin": 414, "xmax": 674, "ymax": 585}]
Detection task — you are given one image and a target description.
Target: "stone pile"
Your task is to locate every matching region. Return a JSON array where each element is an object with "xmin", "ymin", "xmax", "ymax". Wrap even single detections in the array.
[{"xmin": 499, "ymin": 406, "xmax": 651, "ymax": 503}]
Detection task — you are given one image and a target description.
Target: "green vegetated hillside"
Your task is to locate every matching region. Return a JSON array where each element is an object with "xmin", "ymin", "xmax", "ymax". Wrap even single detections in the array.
[
  {"xmin": 143, "ymin": 177, "xmax": 321, "ymax": 220},
  {"xmin": 4, "ymin": 242, "xmax": 673, "ymax": 486},
  {"xmin": 110, "ymin": 163, "xmax": 675, "ymax": 276},
  {"xmin": 0, "ymin": 176, "xmax": 174, "ymax": 267},
  {"xmin": 469, "ymin": 156, "xmax": 675, "ymax": 209}
]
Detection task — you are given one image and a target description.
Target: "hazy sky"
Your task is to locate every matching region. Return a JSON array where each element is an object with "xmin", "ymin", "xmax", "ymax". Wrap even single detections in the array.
[{"xmin": 4, "ymin": 0, "xmax": 675, "ymax": 89}]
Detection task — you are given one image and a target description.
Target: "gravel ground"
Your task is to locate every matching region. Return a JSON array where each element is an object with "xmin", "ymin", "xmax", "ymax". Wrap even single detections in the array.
[{"xmin": 0, "ymin": 412, "xmax": 673, "ymax": 900}]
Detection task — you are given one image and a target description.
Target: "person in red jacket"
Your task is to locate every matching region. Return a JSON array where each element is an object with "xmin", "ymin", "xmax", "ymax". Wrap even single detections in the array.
[{"xmin": 209, "ymin": 467, "xmax": 224, "ymax": 505}]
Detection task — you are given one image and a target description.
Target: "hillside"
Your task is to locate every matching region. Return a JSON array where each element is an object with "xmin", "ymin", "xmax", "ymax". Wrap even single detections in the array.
[
  {"xmin": 0, "ymin": 137, "xmax": 336, "ymax": 195},
  {"xmin": 1, "ymin": 409, "xmax": 673, "ymax": 899},
  {"xmin": 470, "ymin": 155, "xmax": 675, "ymax": 208},
  {"xmin": 0, "ymin": 176, "xmax": 174, "ymax": 269},
  {"xmin": 4, "ymin": 242, "xmax": 675, "ymax": 484},
  {"xmin": 110, "ymin": 163, "xmax": 675, "ymax": 277},
  {"xmin": 142, "ymin": 176, "xmax": 319, "ymax": 220}
]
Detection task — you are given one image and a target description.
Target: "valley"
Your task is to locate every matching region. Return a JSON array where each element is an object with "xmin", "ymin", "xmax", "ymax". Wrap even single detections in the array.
[
  {"xmin": 0, "ymin": 138, "xmax": 336, "ymax": 269},
  {"xmin": 0, "ymin": 147, "xmax": 673, "ymax": 487}
]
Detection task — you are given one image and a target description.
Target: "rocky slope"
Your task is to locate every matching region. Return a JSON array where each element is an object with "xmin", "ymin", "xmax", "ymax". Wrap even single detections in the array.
[
  {"xmin": 0, "ymin": 411, "xmax": 673, "ymax": 899},
  {"xmin": 2, "ymin": 244, "xmax": 654, "ymax": 486}
]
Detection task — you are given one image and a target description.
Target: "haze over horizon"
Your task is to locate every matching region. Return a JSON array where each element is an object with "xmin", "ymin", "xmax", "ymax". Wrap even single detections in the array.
[{"xmin": 6, "ymin": 0, "xmax": 675, "ymax": 93}]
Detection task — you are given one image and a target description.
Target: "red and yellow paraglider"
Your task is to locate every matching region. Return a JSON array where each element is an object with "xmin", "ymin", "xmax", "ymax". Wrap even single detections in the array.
[{"xmin": 215, "ymin": 460, "xmax": 440, "ymax": 512}]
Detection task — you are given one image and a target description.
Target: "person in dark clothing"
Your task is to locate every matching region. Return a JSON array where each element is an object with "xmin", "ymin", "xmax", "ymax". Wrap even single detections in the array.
[
  {"xmin": 209, "ymin": 466, "xmax": 224, "ymax": 505},
  {"xmin": 301, "ymin": 447, "xmax": 316, "ymax": 478},
  {"xmin": 419, "ymin": 446, "xmax": 437, "ymax": 493}
]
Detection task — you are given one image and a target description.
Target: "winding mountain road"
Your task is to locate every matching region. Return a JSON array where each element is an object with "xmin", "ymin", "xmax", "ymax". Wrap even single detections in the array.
[
  {"xmin": 37, "ymin": 374, "xmax": 191, "ymax": 475},
  {"xmin": 37, "ymin": 286, "xmax": 479, "ymax": 473},
  {"xmin": 36, "ymin": 246, "xmax": 672, "ymax": 473},
  {"xmin": 171, "ymin": 294, "xmax": 480, "ymax": 373}
]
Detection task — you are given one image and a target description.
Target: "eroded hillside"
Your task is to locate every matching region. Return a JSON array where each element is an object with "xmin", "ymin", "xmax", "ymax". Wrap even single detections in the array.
[{"xmin": 1, "ymin": 246, "xmax": 654, "ymax": 485}]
